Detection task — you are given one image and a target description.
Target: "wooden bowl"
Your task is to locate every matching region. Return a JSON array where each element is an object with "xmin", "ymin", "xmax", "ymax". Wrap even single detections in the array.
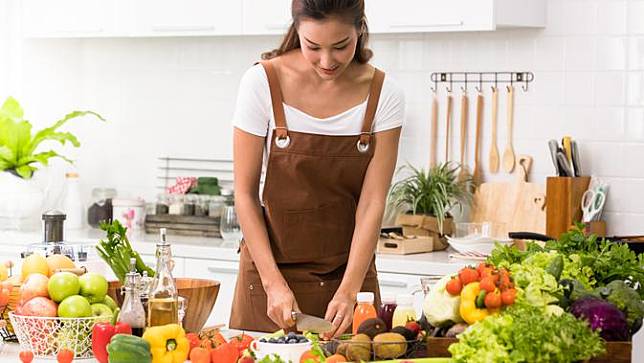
[{"xmin": 108, "ymin": 278, "xmax": 220, "ymax": 333}]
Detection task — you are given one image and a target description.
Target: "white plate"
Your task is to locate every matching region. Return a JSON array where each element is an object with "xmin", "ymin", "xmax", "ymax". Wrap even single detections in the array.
[{"xmin": 446, "ymin": 236, "xmax": 513, "ymax": 256}]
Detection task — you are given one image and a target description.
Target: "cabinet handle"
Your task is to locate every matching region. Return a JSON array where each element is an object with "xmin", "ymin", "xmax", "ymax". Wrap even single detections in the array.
[
  {"xmin": 389, "ymin": 21, "xmax": 464, "ymax": 29},
  {"xmin": 152, "ymin": 25, "xmax": 216, "ymax": 32},
  {"xmin": 379, "ymin": 280, "xmax": 408, "ymax": 288},
  {"xmin": 207, "ymin": 266, "xmax": 239, "ymax": 274}
]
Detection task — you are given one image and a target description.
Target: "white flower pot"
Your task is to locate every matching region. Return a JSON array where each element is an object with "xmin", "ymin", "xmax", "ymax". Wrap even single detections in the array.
[{"xmin": 0, "ymin": 172, "xmax": 46, "ymax": 229}]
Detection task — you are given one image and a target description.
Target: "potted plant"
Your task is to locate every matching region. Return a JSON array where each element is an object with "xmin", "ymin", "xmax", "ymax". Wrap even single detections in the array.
[
  {"xmin": 0, "ymin": 96, "xmax": 104, "ymax": 227},
  {"xmin": 388, "ymin": 162, "xmax": 472, "ymax": 248}
]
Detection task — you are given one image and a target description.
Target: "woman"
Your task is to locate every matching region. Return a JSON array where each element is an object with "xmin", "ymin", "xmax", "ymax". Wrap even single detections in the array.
[{"xmin": 230, "ymin": 0, "xmax": 404, "ymax": 337}]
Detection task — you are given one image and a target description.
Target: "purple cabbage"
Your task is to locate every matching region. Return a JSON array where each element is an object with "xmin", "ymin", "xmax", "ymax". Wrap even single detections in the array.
[{"xmin": 570, "ymin": 297, "xmax": 629, "ymax": 341}]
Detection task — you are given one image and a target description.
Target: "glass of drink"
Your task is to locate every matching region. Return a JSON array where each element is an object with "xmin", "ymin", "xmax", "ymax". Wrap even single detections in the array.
[{"xmin": 220, "ymin": 206, "xmax": 242, "ymax": 242}]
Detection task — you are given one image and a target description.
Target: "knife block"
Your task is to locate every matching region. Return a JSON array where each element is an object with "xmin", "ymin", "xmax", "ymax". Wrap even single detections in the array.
[{"xmin": 546, "ymin": 176, "xmax": 591, "ymax": 239}]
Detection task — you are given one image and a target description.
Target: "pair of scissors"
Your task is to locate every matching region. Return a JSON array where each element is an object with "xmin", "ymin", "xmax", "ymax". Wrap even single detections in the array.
[{"xmin": 581, "ymin": 189, "xmax": 606, "ymax": 222}]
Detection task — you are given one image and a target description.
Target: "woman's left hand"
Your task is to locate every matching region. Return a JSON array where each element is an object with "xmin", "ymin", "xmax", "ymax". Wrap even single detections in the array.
[{"xmin": 323, "ymin": 292, "xmax": 356, "ymax": 339}]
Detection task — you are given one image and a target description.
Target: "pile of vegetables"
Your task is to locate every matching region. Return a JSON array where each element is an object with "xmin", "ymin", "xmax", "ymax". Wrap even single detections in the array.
[{"xmin": 424, "ymin": 226, "xmax": 644, "ymax": 362}]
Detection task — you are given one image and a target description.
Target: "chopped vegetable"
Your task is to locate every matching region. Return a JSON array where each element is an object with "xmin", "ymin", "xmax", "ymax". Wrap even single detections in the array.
[{"xmin": 96, "ymin": 220, "xmax": 155, "ymax": 282}]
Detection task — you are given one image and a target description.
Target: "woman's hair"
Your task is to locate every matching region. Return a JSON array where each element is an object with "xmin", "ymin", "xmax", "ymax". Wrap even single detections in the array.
[{"xmin": 261, "ymin": 0, "xmax": 372, "ymax": 63}]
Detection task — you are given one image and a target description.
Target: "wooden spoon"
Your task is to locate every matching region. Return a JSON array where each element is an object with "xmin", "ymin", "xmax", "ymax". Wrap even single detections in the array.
[
  {"xmin": 472, "ymin": 91, "xmax": 484, "ymax": 186},
  {"xmin": 430, "ymin": 93, "xmax": 438, "ymax": 168},
  {"xmin": 444, "ymin": 92, "xmax": 453, "ymax": 163},
  {"xmin": 502, "ymin": 85, "xmax": 516, "ymax": 173},
  {"xmin": 488, "ymin": 86, "xmax": 500, "ymax": 173},
  {"xmin": 458, "ymin": 91, "xmax": 469, "ymax": 182}
]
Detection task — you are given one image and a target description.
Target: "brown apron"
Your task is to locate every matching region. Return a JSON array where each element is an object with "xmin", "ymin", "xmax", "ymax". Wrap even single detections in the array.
[{"xmin": 229, "ymin": 60, "xmax": 385, "ymax": 332}]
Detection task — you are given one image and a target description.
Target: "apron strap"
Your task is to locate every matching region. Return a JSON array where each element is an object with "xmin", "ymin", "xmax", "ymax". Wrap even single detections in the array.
[
  {"xmin": 359, "ymin": 68, "xmax": 385, "ymax": 147},
  {"xmin": 260, "ymin": 60, "xmax": 288, "ymax": 140}
]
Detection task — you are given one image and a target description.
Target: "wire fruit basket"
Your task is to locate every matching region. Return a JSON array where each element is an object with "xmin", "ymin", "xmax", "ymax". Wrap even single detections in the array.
[
  {"xmin": 9, "ymin": 312, "xmax": 111, "ymax": 358},
  {"xmin": 321, "ymin": 334, "xmax": 428, "ymax": 361}
]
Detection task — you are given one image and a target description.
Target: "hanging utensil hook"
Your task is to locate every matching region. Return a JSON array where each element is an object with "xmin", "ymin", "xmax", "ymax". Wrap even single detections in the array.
[
  {"xmin": 521, "ymin": 72, "xmax": 530, "ymax": 92},
  {"xmin": 431, "ymin": 76, "xmax": 438, "ymax": 94},
  {"xmin": 461, "ymin": 73, "xmax": 468, "ymax": 93},
  {"xmin": 447, "ymin": 73, "xmax": 453, "ymax": 93},
  {"xmin": 475, "ymin": 73, "xmax": 483, "ymax": 93}
]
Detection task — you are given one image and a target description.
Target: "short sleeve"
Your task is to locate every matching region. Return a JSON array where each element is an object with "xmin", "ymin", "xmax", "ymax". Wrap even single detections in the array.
[
  {"xmin": 232, "ymin": 64, "xmax": 272, "ymax": 137},
  {"xmin": 372, "ymin": 75, "xmax": 405, "ymax": 133}
]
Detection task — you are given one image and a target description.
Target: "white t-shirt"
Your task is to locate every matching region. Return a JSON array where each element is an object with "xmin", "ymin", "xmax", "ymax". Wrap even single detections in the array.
[{"xmin": 232, "ymin": 63, "xmax": 405, "ymax": 195}]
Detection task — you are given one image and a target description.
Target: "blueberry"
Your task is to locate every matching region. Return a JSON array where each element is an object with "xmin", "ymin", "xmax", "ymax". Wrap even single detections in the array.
[
  {"xmin": 298, "ymin": 337, "xmax": 309, "ymax": 343},
  {"xmin": 259, "ymin": 338, "xmax": 266, "ymax": 343},
  {"xmin": 269, "ymin": 338, "xmax": 278, "ymax": 344},
  {"xmin": 287, "ymin": 332, "xmax": 297, "ymax": 338},
  {"xmin": 286, "ymin": 338, "xmax": 297, "ymax": 344}
]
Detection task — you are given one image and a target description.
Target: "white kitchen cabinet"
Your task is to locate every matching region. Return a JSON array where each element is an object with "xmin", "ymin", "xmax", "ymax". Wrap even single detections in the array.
[
  {"xmin": 242, "ymin": 0, "xmax": 292, "ymax": 35},
  {"xmin": 183, "ymin": 258, "xmax": 239, "ymax": 328},
  {"xmin": 128, "ymin": 0, "xmax": 242, "ymax": 37},
  {"xmin": 365, "ymin": 0, "xmax": 545, "ymax": 33},
  {"xmin": 21, "ymin": 0, "xmax": 120, "ymax": 38}
]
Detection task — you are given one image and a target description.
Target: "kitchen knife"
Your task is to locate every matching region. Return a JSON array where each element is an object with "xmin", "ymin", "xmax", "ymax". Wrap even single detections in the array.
[
  {"xmin": 556, "ymin": 151, "xmax": 574, "ymax": 177},
  {"xmin": 571, "ymin": 140, "xmax": 581, "ymax": 177},
  {"xmin": 291, "ymin": 311, "xmax": 334, "ymax": 334},
  {"xmin": 548, "ymin": 139, "xmax": 560, "ymax": 176}
]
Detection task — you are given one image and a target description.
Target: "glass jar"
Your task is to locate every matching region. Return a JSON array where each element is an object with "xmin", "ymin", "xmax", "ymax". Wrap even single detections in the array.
[
  {"xmin": 183, "ymin": 194, "xmax": 196, "ymax": 216},
  {"xmin": 156, "ymin": 193, "xmax": 170, "ymax": 215},
  {"xmin": 87, "ymin": 188, "xmax": 117, "ymax": 228},
  {"xmin": 168, "ymin": 194, "xmax": 184, "ymax": 215},
  {"xmin": 194, "ymin": 195, "xmax": 208, "ymax": 217},
  {"xmin": 207, "ymin": 196, "xmax": 227, "ymax": 218}
]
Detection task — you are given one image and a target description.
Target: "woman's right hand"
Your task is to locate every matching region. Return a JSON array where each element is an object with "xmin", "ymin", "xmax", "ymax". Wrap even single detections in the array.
[{"xmin": 266, "ymin": 283, "xmax": 299, "ymax": 329}]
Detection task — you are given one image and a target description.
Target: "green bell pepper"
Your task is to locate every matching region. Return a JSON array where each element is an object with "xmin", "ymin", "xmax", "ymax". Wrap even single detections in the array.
[{"xmin": 107, "ymin": 334, "xmax": 152, "ymax": 363}]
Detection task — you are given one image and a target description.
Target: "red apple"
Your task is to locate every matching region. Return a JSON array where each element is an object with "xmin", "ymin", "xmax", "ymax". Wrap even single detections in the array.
[
  {"xmin": 20, "ymin": 273, "xmax": 49, "ymax": 303},
  {"xmin": 20, "ymin": 296, "xmax": 58, "ymax": 317}
]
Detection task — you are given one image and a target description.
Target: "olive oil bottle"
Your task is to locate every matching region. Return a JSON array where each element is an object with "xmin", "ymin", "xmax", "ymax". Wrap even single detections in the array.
[{"xmin": 147, "ymin": 228, "xmax": 178, "ymax": 327}]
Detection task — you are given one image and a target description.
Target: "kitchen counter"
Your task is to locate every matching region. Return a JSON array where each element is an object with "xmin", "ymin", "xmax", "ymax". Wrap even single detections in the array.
[{"xmin": 0, "ymin": 228, "xmax": 472, "ymax": 276}]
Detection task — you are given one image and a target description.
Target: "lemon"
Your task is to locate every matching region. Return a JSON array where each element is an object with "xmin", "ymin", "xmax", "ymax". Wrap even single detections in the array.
[{"xmin": 21, "ymin": 254, "xmax": 50, "ymax": 280}]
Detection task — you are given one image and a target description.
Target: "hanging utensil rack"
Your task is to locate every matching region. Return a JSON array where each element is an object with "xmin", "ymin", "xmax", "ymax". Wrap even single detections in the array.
[{"xmin": 429, "ymin": 72, "xmax": 534, "ymax": 92}]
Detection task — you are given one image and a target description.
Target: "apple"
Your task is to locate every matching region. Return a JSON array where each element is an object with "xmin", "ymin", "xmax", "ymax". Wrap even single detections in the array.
[
  {"xmin": 20, "ymin": 296, "xmax": 58, "ymax": 317},
  {"xmin": 48, "ymin": 272, "xmax": 80, "ymax": 303},
  {"xmin": 19, "ymin": 273, "xmax": 49, "ymax": 303},
  {"xmin": 58, "ymin": 295, "xmax": 92, "ymax": 318},
  {"xmin": 78, "ymin": 272, "xmax": 108, "ymax": 304},
  {"xmin": 102, "ymin": 295, "xmax": 118, "ymax": 312},
  {"xmin": 90, "ymin": 303, "xmax": 113, "ymax": 318}
]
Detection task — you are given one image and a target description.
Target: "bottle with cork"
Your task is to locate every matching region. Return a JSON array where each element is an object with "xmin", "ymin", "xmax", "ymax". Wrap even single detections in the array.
[{"xmin": 147, "ymin": 228, "xmax": 178, "ymax": 327}]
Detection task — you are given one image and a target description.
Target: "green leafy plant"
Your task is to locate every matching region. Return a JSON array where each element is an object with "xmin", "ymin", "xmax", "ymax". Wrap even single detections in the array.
[
  {"xmin": 388, "ymin": 162, "xmax": 472, "ymax": 232},
  {"xmin": 0, "ymin": 96, "xmax": 105, "ymax": 179}
]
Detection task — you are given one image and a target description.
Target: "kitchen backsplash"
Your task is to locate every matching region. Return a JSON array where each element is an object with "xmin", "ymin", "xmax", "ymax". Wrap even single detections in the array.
[{"xmin": 1, "ymin": 0, "xmax": 643, "ymax": 234}]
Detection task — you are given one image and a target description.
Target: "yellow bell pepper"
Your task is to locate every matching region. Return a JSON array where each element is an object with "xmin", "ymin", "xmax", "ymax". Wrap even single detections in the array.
[
  {"xmin": 459, "ymin": 282, "xmax": 499, "ymax": 324},
  {"xmin": 142, "ymin": 324, "xmax": 189, "ymax": 363}
]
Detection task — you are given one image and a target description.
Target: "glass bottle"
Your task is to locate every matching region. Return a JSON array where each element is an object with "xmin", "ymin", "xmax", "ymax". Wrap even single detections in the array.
[
  {"xmin": 62, "ymin": 172, "xmax": 83, "ymax": 229},
  {"xmin": 378, "ymin": 294, "xmax": 397, "ymax": 331},
  {"xmin": 392, "ymin": 294, "xmax": 417, "ymax": 328},
  {"xmin": 119, "ymin": 258, "xmax": 146, "ymax": 337},
  {"xmin": 147, "ymin": 228, "xmax": 178, "ymax": 327},
  {"xmin": 353, "ymin": 292, "xmax": 377, "ymax": 334}
]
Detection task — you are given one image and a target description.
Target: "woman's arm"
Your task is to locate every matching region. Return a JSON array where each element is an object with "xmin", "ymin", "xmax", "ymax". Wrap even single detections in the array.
[
  {"xmin": 324, "ymin": 127, "xmax": 402, "ymax": 336},
  {"xmin": 233, "ymin": 127, "xmax": 298, "ymax": 328}
]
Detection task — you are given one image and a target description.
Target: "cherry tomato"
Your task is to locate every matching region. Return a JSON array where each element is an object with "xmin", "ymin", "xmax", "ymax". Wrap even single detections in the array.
[
  {"xmin": 459, "ymin": 267, "xmax": 480, "ymax": 285},
  {"xmin": 56, "ymin": 348, "xmax": 74, "ymax": 363},
  {"xmin": 19, "ymin": 350, "xmax": 34, "ymax": 363},
  {"xmin": 501, "ymin": 288, "xmax": 517, "ymax": 305},
  {"xmin": 479, "ymin": 276, "xmax": 496, "ymax": 293},
  {"xmin": 484, "ymin": 290, "xmax": 502, "ymax": 309},
  {"xmin": 446, "ymin": 276, "xmax": 463, "ymax": 295}
]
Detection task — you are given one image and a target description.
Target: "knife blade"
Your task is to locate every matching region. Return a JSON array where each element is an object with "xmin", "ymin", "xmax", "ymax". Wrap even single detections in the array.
[
  {"xmin": 292, "ymin": 311, "xmax": 334, "ymax": 334},
  {"xmin": 548, "ymin": 139, "xmax": 560, "ymax": 176},
  {"xmin": 571, "ymin": 140, "xmax": 581, "ymax": 177}
]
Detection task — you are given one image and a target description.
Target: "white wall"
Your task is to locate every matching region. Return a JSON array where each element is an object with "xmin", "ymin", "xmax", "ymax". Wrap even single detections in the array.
[{"xmin": 3, "ymin": 0, "xmax": 644, "ymax": 234}]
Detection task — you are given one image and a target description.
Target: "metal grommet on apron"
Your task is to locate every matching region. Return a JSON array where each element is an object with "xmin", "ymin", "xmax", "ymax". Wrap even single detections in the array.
[{"xmin": 229, "ymin": 59, "xmax": 386, "ymax": 333}]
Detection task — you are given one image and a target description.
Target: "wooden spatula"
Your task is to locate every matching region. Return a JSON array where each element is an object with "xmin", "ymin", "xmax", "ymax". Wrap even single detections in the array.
[
  {"xmin": 489, "ymin": 86, "xmax": 500, "ymax": 173},
  {"xmin": 445, "ymin": 92, "xmax": 453, "ymax": 163},
  {"xmin": 430, "ymin": 93, "xmax": 438, "ymax": 168},
  {"xmin": 472, "ymin": 91, "xmax": 484, "ymax": 186},
  {"xmin": 458, "ymin": 91, "xmax": 469, "ymax": 182},
  {"xmin": 502, "ymin": 85, "xmax": 516, "ymax": 173}
]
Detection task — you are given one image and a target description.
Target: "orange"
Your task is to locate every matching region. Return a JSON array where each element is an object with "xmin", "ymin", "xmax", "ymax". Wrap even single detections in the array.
[
  {"xmin": 325, "ymin": 354, "xmax": 347, "ymax": 363},
  {"xmin": 299, "ymin": 350, "xmax": 321, "ymax": 363},
  {"xmin": 46, "ymin": 254, "xmax": 76, "ymax": 275}
]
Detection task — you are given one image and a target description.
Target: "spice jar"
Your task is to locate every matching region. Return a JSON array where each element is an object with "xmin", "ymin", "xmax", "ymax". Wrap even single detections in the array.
[
  {"xmin": 194, "ymin": 195, "xmax": 208, "ymax": 217},
  {"xmin": 156, "ymin": 193, "xmax": 170, "ymax": 215},
  {"xmin": 183, "ymin": 194, "xmax": 196, "ymax": 216},
  {"xmin": 168, "ymin": 194, "xmax": 185, "ymax": 215},
  {"xmin": 208, "ymin": 196, "xmax": 227, "ymax": 218},
  {"xmin": 87, "ymin": 188, "xmax": 117, "ymax": 228}
]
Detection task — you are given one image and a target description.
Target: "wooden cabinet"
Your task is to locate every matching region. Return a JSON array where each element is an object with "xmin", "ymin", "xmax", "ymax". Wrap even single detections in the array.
[
  {"xmin": 129, "ymin": 0, "xmax": 242, "ymax": 37},
  {"xmin": 242, "ymin": 0, "xmax": 292, "ymax": 35},
  {"xmin": 366, "ymin": 0, "xmax": 545, "ymax": 33},
  {"xmin": 183, "ymin": 258, "xmax": 239, "ymax": 328}
]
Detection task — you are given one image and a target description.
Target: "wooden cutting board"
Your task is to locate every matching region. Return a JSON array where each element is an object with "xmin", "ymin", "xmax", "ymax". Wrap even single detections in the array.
[{"xmin": 471, "ymin": 155, "xmax": 546, "ymax": 235}]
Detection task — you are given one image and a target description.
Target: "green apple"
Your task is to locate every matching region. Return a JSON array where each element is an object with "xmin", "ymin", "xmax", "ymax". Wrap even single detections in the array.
[
  {"xmin": 102, "ymin": 295, "xmax": 118, "ymax": 312},
  {"xmin": 48, "ymin": 272, "xmax": 80, "ymax": 303},
  {"xmin": 58, "ymin": 295, "xmax": 92, "ymax": 318},
  {"xmin": 90, "ymin": 303, "xmax": 113, "ymax": 318},
  {"xmin": 78, "ymin": 272, "xmax": 108, "ymax": 303}
]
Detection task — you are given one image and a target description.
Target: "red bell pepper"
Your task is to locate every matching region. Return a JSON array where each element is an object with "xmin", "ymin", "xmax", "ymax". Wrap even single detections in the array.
[{"xmin": 91, "ymin": 309, "xmax": 132, "ymax": 363}]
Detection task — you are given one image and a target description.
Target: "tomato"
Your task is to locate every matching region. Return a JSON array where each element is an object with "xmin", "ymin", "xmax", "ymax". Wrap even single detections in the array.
[
  {"xmin": 445, "ymin": 276, "xmax": 463, "ymax": 295},
  {"xmin": 56, "ymin": 348, "xmax": 74, "ymax": 363},
  {"xmin": 186, "ymin": 332, "xmax": 200, "ymax": 355},
  {"xmin": 19, "ymin": 350, "xmax": 34, "ymax": 363},
  {"xmin": 459, "ymin": 267, "xmax": 480, "ymax": 285},
  {"xmin": 189, "ymin": 347, "xmax": 210, "ymax": 363},
  {"xmin": 476, "ymin": 263, "xmax": 495, "ymax": 278},
  {"xmin": 498, "ymin": 269, "xmax": 512, "ymax": 289},
  {"xmin": 484, "ymin": 290, "xmax": 502, "ymax": 309},
  {"xmin": 501, "ymin": 288, "xmax": 517, "ymax": 305},
  {"xmin": 230, "ymin": 333, "xmax": 254, "ymax": 353},
  {"xmin": 210, "ymin": 342, "xmax": 239, "ymax": 363},
  {"xmin": 300, "ymin": 350, "xmax": 321, "ymax": 363},
  {"xmin": 479, "ymin": 276, "xmax": 496, "ymax": 293},
  {"xmin": 326, "ymin": 354, "xmax": 347, "ymax": 363}
]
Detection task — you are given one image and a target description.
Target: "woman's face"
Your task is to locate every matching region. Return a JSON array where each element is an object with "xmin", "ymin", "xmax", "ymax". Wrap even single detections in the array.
[{"xmin": 297, "ymin": 16, "xmax": 359, "ymax": 80}]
